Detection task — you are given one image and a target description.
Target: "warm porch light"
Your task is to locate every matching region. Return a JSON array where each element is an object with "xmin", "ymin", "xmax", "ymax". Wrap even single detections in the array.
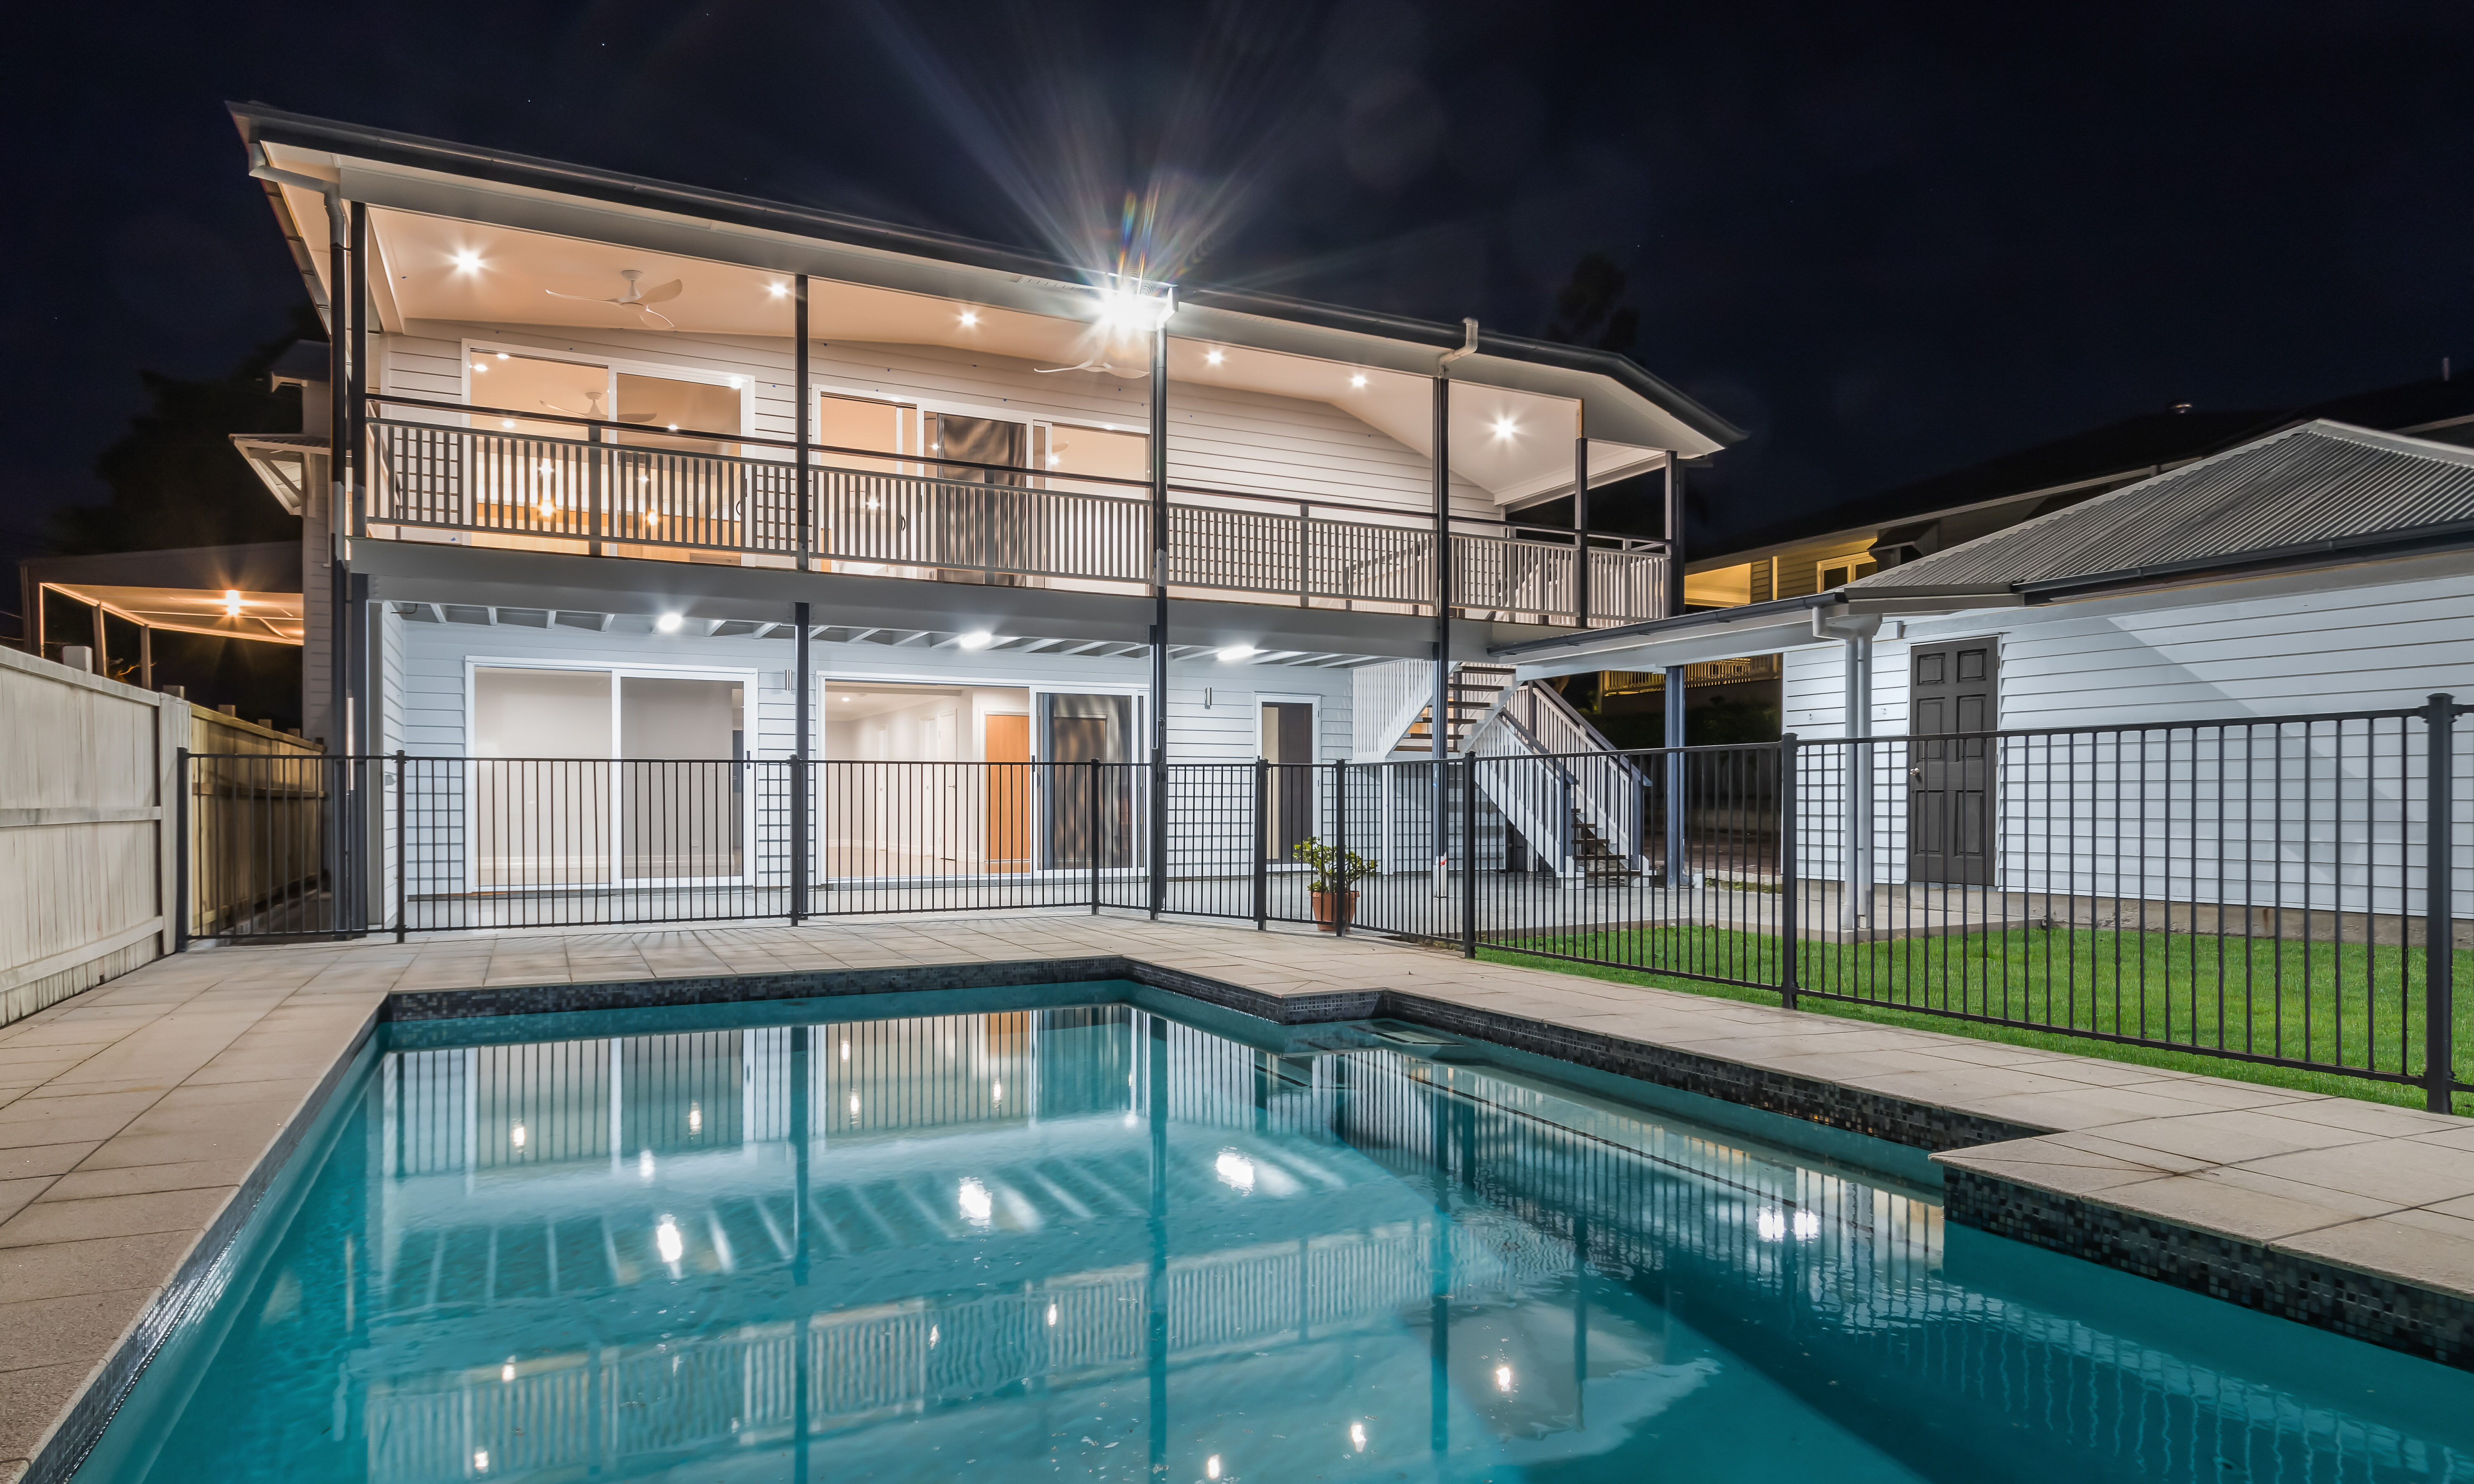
[
  {"xmin": 1206, "ymin": 348, "xmax": 1224, "ymax": 365},
  {"xmin": 452, "ymin": 250, "xmax": 482, "ymax": 272},
  {"xmin": 1098, "ymin": 284, "xmax": 1173, "ymax": 331},
  {"xmin": 223, "ymin": 589, "xmax": 242, "ymax": 618},
  {"xmin": 1492, "ymin": 415, "xmax": 1518, "ymax": 438},
  {"xmin": 1349, "ymin": 373, "xmax": 1367, "ymax": 388},
  {"xmin": 767, "ymin": 283, "xmax": 787, "ymax": 298},
  {"xmin": 656, "ymin": 613, "xmax": 683, "ymax": 633},
  {"xmin": 958, "ymin": 309, "xmax": 979, "ymax": 326}
]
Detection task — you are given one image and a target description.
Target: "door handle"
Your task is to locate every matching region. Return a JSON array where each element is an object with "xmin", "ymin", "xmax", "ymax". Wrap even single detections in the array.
[{"xmin": 1908, "ymin": 767, "xmax": 1924, "ymax": 783}]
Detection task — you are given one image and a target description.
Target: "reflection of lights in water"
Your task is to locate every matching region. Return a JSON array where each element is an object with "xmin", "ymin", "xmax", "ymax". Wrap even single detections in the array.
[
  {"xmin": 655, "ymin": 1217, "xmax": 684, "ymax": 1264},
  {"xmin": 1757, "ymin": 1208, "xmax": 1786, "ymax": 1242},
  {"xmin": 638, "ymin": 1150, "xmax": 656, "ymax": 1181},
  {"xmin": 688, "ymin": 1102, "xmax": 702, "ymax": 1134},
  {"xmin": 841, "ymin": 1039, "xmax": 849, "ymax": 1061},
  {"xmin": 501, "ymin": 1362, "xmax": 515, "ymax": 1383},
  {"xmin": 929, "ymin": 1324, "xmax": 939, "ymax": 1346},
  {"xmin": 849, "ymin": 1093, "xmax": 861, "ymax": 1117},
  {"xmin": 959, "ymin": 1178, "xmax": 993, "ymax": 1224},
  {"xmin": 1496, "ymin": 1364, "xmax": 1514, "ymax": 1392},
  {"xmin": 1214, "ymin": 1149, "xmax": 1256, "ymax": 1193},
  {"xmin": 992, "ymin": 1080, "xmax": 1003, "ymax": 1104},
  {"xmin": 1047, "ymin": 1303, "xmax": 1058, "ymax": 1326},
  {"xmin": 509, "ymin": 1124, "xmax": 526, "ymax": 1149},
  {"xmin": 1794, "ymin": 1209, "xmax": 1821, "ymax": 1240},
  {"xmin": 1349, "ymin": 1423, "xmax": 1366, "ymax": 1452},
  {"xmin": 1206, "ymin": 1456, "xmax": 1221, "ymax": 1480},
  {"xmin": 473, "ymin": 1450, "xmax": 489, "ymax": 1472}
]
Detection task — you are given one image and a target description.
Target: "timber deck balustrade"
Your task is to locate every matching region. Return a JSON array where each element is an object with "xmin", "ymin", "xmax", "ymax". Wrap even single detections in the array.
[{"xmin": 362, "ymin": 397, "xmax": 1668, "ymax": 625}]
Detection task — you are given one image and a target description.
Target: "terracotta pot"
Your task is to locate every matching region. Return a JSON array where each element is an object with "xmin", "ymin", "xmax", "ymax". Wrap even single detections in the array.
[{"xmin": 1311, "ymin": 889, "xmax": 1358, "ymax": 932}]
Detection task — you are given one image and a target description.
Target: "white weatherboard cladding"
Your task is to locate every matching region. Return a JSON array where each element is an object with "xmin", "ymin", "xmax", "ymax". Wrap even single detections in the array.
[
  {"xmin": 379, "ymin": 327, "xmax": 1494, "ymax": 521},
  {"xmin": 1775, "ymin": 572, "xmax": 2474, "ymax": 915},
  {"xmin": 384, "ymin": 618, "xmax": 1357, "ymax": 897}
]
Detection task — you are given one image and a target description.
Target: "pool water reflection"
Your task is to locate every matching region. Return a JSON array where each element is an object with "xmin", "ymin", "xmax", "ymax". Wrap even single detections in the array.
[{"xmin": 83, "ymin": 988, "xmax": 2474, "ymax": 1483}]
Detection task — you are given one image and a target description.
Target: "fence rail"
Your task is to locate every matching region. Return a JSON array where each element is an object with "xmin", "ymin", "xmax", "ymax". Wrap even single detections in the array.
[
  {"xmin": 179, "ymin": 694, "xmax": 2469, "ymax": 1108},
  {"xmin": 365, "ymin": 418, "xmax": 1666, "ymax": 625}
]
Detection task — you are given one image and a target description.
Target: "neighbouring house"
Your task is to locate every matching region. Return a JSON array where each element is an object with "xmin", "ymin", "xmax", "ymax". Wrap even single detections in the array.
[
  {"xmin": 1585, "ymin": 375, "xmax": 2474, "ymax": 740},
  {"xmin": 194, "ymin": 104, "xmax": 1739, "ymax": 924},
  {"xmin": 1503, "ymin": 418, "xmax": 2474, "ymax": 893}
]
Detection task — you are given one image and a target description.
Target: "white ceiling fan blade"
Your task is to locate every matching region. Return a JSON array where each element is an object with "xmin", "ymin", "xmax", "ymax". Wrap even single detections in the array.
[
  {"xmin": 639, "ymin": 307, "xmax": 677, "ymax": 331},
  {"xmin": 545, "ymin": 288, "xmax": 622, "ymax": 304},
  {"xmin": 636, "ymin": 279, "xmax": 684, "ymax": 305}
]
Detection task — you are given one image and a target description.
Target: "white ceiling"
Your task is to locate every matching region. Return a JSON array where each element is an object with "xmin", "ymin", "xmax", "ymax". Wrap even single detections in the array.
[{"xmin": 364, "ymin": 209, "xmax": 1662, "ymax": 506}]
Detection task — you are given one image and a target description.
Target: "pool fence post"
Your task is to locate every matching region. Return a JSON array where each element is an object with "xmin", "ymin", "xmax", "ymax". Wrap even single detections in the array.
[
  {"xmin": 174, "ymin": 747, "xmax": 190, "ymax": 952},
  {"xmin": 1333, "ymin": 758, "xmax": 1350, "ymax": 937},
  {"xmin": 2426, "ymin": 694, "xmax": 2456, "ymax": 1115},
  {"xmin": 1778, "ymin": 732, "xmax": 1800, "ymax": 1011},
  {"xmin": 393, "ymin": 751, "xmax": 407, "ymax": 943},
  {"xmin": 1089, "ymin": 758, "xmax": 1102, "ymax": 914},
  {"xmin": 1460, "ymin": 754, "xmax": 1478, "ymax": 958},
  {"xmin": 1253, "ymin": 756, "xmax": 1268, "ymax": 930}
]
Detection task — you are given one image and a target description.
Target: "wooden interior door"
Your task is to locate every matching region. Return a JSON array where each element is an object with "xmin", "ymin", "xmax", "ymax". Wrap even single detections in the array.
[
  {"xmin": 984, "ymin": 714, "xmax": 1031, "ymax": 872},
  {"xmin": 1907, "ymin": 639, "xmax": 1997, "ymax": 885}
]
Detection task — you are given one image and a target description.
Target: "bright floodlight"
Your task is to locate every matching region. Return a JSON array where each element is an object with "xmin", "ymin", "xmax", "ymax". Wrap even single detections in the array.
[{"xmin": 656, "ymin": 613, "xmax": 683, "ymax": 634}]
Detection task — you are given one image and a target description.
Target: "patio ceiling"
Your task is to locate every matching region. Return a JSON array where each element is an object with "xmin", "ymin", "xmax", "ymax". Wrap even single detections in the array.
[
  {"xmin": 356, "ymin": 208, "xmax": 1663, "ymax": 506},
  {"xmin": 44, "ymin": 582, "xmax": 305, "ymax": 644}
]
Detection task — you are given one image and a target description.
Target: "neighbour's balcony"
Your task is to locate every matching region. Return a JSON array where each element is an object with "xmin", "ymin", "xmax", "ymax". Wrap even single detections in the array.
[{"xmin": 361, "ymin": 397, "xmax": 1668, "ymax": 627}]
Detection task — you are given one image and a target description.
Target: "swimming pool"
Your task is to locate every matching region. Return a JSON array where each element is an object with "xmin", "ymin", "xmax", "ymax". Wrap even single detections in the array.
[{"xmin": 78, "ymin": 982, "xmax": 2474, "ymax": 1482}]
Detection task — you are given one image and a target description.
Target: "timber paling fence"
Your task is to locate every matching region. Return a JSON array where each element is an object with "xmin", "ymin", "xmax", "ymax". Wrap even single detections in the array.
[{"xmin": 179, "ymin": 695, "xmax": 2470, "ymax": 1107}]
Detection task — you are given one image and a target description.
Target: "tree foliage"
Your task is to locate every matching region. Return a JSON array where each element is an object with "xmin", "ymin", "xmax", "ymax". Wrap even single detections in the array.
[
  {"xmin": 47, "ymin": 305, "xmax": 321, "ymax": 555},
  {"xmin": 1542, "ymin": 252, "xmax": 1639, "ymax": 355}
]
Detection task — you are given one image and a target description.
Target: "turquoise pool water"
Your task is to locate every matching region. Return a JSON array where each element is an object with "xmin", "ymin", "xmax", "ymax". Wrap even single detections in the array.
[{"xmin": 80, "ymin": 983, "xmax": 2474, "ymax": 1483}]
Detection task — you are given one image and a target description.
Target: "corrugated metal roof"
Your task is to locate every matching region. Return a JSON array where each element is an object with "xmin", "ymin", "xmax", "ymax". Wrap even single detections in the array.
[{"xmin": 1846, "ymin": 421, "xmax": 2474, "ymax": 592}]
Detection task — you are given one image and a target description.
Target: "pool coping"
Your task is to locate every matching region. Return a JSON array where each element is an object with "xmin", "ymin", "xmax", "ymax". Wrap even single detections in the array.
[{"xmin": 13, "ymin": 927, "xmax": 2474, "ymax": 1483}]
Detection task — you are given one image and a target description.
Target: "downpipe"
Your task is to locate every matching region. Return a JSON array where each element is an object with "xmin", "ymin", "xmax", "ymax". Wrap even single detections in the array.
[{"xmin": 1812, "ymin": 607, "xmax": 1883, "ymax": 932}]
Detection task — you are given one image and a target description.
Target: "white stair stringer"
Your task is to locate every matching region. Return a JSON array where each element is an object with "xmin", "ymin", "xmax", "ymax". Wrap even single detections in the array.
[{"xmin": 1464, "ymin": 684, "xmax": 1648, "ymax": 885}]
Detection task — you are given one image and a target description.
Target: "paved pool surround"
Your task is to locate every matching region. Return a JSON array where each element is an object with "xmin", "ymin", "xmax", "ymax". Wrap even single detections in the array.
[{"xmin": 6, "ymin": 913, "xmax": 2474, "ymax": 1483}]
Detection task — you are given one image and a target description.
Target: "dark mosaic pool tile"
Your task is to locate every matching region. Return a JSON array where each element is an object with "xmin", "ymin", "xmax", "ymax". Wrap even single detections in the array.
[{"xmin": 1944, "ymin": 1169, "xmax": 2474, "ymax": 1371}]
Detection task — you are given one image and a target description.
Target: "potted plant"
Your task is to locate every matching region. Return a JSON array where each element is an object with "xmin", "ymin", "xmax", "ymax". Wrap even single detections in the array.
[{"xmin": 1291, "ymin": 836, "xmax": 1378, "ymax": 931}]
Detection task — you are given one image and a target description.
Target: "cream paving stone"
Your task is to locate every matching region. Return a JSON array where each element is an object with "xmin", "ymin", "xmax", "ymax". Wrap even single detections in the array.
[
  {"xmin": 2081, "ymin": 1168, "xmax": 2368, "ymax": 1245},
  {"xmin": 2063, "ymin": 1107, "xmax": 2377, "ymax": 1165},
  {"xmin": 40, "ymin": 1158, "xmax": 263, "ymax": 1202},
  {"xmin": 0, "ymin": 1288, "xmax": 159, "ymax": 1375},
  {"xmin": 0, "ymin": 1186, "xmax": 237, "ymax": 1249},
  {"xmin": 2231, "ymin": 1140, "xmax": 2474, "ymax": 1209},
  {"xmin": 2274, "ymin": 1215, "xmax": 2474, "ymax": 1302},
  {"xmin": 0, "ymin": 1145, "xmax": 98, "ymax": 1183},
  {"xmin": 0, "ymin": 1230, "xmax": 198, "ymax": 1306},
  {"xmin": 0, "ymin": 1361, "xmax": 97, "ymax": 1480}
]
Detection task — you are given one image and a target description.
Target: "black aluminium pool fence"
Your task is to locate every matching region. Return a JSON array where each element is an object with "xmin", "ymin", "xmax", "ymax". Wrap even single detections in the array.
[{"xmin": 177, "ymin": 693, "xmax": 2469, "ymax": 1108}]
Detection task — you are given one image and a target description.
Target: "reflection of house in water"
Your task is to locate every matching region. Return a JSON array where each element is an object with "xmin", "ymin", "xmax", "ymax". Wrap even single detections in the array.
[{"xmin": 358, "ymin": 1007, "xmax": 2453, "ymax": 1483}]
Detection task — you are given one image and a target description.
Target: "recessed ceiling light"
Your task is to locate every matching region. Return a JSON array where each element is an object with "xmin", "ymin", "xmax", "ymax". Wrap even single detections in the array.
[
  {"xmin": 452, "ymin": 250, "xmax": 482, "ymax": 272},
  {"xmin": 1492, "ymin": 416, "xmax": 1518, "ymax": 438},
  {"xmin": 656, "ymin": 613, "xmax": 683, "ymax": 633},
  {"xmin": 1217, "ymin": 643, "xmax": 1258, "ymax": 663},
  {"xmin": 1205, "ymin": 348, "xmax": 1224, "ymax": 365},
  {"xmin": 957, "ymin": 631, "xmax": 995, "ymax": 650},
  {"xmin": 496, "ymin": 352, "xmax": 508, "ymax": 360},
  {"xmin": 767, "ymin": 283, "xmax": 788, "ymax": 298},
  {"xmin": 470, "ymin": 362, "xmax": 487, "ymax": 372},
  {"xmin": 958, "ymin": 309, "xmax": 979, "ymax": 327},
  {"xmin": 1349, "ymin": 373, "xmax": 1367, "ymax": 388}
]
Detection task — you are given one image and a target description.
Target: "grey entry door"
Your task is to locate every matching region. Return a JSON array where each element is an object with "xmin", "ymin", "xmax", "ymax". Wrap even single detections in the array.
[
  {"xmin": 1907, "ymin": 639, "xmax": 1996, "ymax": 885},
  {"xmin": 1261, "ymin": 702, "xmax": 1315, "ymax": 862}
]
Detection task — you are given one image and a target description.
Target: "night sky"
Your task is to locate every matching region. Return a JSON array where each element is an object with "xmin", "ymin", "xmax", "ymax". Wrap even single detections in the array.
[{"xmin": 6, "ymin": 0, "xmax": 2470, "ymax": 577}]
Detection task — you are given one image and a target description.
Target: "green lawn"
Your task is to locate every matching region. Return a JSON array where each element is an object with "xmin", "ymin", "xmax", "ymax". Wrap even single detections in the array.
[{"xmin": 1477, "ymin": 925, "xmax": 2474, "ymax": 1113}]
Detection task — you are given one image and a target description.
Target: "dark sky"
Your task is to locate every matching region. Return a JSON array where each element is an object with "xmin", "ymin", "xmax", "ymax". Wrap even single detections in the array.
[{"xmin": 6, "ymin": 0, "xmax": 2470, "ymax": 572}]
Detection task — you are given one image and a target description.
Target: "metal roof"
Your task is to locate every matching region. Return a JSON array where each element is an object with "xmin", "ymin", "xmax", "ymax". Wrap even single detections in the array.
[{"xmin": 1847, "ymin": 421, "xmax": 2474, "ymax": 595}]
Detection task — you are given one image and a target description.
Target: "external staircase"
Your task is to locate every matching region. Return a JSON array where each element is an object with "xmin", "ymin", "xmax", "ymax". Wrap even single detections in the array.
[{"xmin": 1353, "ymin": 660, "xmax": 1650, "ymax": 886}]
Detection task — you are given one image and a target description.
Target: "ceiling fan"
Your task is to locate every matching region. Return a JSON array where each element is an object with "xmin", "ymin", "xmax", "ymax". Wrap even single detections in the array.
[
  {"xmin": 546, "ymin": 268, "xmax": 683, "ymax": 330},
  {"xmin": 536, "ymin": 390, "xmax": 657, "ymax": 424}
]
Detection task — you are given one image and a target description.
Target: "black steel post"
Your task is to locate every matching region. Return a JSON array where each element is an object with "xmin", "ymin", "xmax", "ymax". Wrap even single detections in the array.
[
  {"xmin": 792, "ymin": 601, "xmax": 811, "ymax": 924},
  {"xmin": 349, "ymin": 201, "xmax": 368, "ymax": 541},
  {"xmin": 347, "ymin": 570, "xmax": 370, "ymax": 936},
  {"xmin": 1778, "ymin": 732, "xmax": 1800, "ymax": 1011},
  {"xmin": 1663, "ymin": 457, "xmax": 1689, "ymax": 882},
  {"xmin": 1333, "ymin": 759, "xmax": 1350, "ymax": 937},
  {"xmin": 2427, "ymin": 694, "xmax": 2456, "ymax": 1113},
  {"xmin": 1149, "ymin": 314, "xmax": 1171, "ymax": 921},
  {"xmin": 1090, "ymin": 756, "xmax": 1103, "ymax": 914},
  {"xmin": 1253, "ymin": 756, "xmax": 1268, "ymax": 930},
  {"xmin": 1461, "ymin": 755, "xmax": 1478, "ymax": 958},
  {"xmin": 795, "ymin": 275, "xmax": 812, "ymax": 572},
  {"xmin": 1431, "ymin": 376, "xmax": 1452, "ymax": 895},
  {"xmin": 1573, "ymin": 422, "xmax": 1589, "ymax": 628},
  {"xmin": 174, "ymin": 747, "xmax": 190, "ymax": 953},
  {"xmin": 393, "ymin": 750, "xmax": 407, "ymax": 942}
]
